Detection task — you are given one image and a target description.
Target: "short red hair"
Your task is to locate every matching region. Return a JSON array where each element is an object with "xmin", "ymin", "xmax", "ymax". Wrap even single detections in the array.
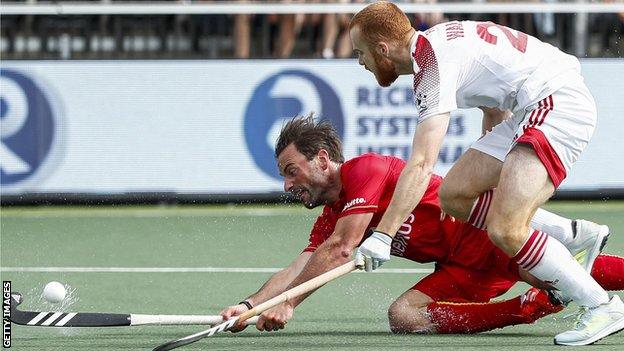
[{"xmin": 349, "ymin": 1, "xmax": 413, "ymax": 47}]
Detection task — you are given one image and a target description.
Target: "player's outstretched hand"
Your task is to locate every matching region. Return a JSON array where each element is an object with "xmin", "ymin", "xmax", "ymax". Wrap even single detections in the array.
[
  {"xmin": 355, "ymin": 230, "xmax": 392, "ymax": 272},
  {"xmin": 219, "ymin": 303, "xmax": 250, "ymax": 332}
]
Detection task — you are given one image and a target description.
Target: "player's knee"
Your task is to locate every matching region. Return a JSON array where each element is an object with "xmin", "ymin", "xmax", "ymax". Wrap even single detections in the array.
[
  {"xmin": 387, "ymin": 300, "xmax": 433, "ymax": 334},
  {"xmin": 485, "ymin": 215, "xmax": 509, "ymax": 243},
  {"xmin": 485, "ymin": 210, "xmax": 524, "ymax": 245},
  {"xmin": 387, "ymin": 302, "xmax": 410, "ymax": 334}
]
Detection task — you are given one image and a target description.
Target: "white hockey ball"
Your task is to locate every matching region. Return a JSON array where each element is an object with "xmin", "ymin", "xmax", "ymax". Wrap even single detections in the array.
[{"xmin": 43, "ymin": 281, "xmax": 66, "ymax": 303}]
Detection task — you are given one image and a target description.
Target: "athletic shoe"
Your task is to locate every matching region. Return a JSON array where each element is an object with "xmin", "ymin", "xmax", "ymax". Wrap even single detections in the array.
[
  {"xmin": 568, "ymin": 219, "xmax": 610, "ymax": 272},
  {"xmin": 558, "ymin": 220, "xmax": 610, "ymax": 304},
  {"xmin": 554, "ymin": 295, "xmax": 624, "ymax": 346},
  {"xmin": 520, "ymin": 288, "xmax": 564, "ymax": 323}
]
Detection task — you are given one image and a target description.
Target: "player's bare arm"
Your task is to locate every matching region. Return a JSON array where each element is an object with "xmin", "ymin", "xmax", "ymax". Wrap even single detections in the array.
[
  {"xmin": 479, "ymin": 107, "xmax": 511, "ymax": 134},
  {"xmin": 245, "ymin": 252, "xmax": 311, "ymax": 307},
  {"xmin": 356, "ymin": 113, "xmax": 451, "ymax": 272},
  {"xmin": 377, "ymin": 113, "xmax": 450, "ymax": 237},
  {"xmin": 257, "ymin": 212, "xmax": 373, "ymax": 331},
  {"xmin": 219, "ymin": 252, "xmax": 311, "ymax": 330},
  {"xmin": 285, "ymin": 212, "xmax": 374, "ymax": 306}
]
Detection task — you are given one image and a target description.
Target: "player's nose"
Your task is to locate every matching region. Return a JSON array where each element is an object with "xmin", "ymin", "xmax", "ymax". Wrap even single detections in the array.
[{"xmin": 284, "ymin": 179, "xmax": 294, "ymax": 192}]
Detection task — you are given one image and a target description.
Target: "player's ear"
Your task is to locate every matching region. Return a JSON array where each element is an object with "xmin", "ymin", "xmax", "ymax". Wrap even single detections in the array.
[
  {"xmin": 317, "ymin": 149, "xmax": 330, "ymax": 170},
  {"xmin": 377, "ymin": 42, "xmax": 389, "ymax": 57}
]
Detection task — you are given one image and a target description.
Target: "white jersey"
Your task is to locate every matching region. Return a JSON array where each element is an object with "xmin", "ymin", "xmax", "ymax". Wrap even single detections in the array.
[{"xmin": 411, "ymin": 21, "xmax": 582, "ymax": 122}]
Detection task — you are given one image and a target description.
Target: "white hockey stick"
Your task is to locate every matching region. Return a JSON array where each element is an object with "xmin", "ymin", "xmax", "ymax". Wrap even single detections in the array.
[
  {"xmin": 9, "ymin": 293, "xmax": 258, "ymax": 327},
  {"xmin": 153, "ymin": 260, "xmax": 358, "ymax": 351}
]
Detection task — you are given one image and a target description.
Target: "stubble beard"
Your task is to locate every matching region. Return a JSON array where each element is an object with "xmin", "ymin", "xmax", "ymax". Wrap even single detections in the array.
[
  {"xmin": 372, "ymin": 51, "xmax": 399, "ymax": 87},
  {"xmin": 301, "ymin": 170, "xmax": 330, "ymax": 209},
  {"xmin": 301, "ymin": 187, "xmax": 324, "ymax": 209}
]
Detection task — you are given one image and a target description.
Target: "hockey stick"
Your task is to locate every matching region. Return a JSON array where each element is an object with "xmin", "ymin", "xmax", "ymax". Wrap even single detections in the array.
[
  {"xmin": 9, "ymin": 293, "xmax": 258, "ymax": 327},
  {"xmin": 153, "ymin": 260, "xmax": 358, "ymax": 351}
]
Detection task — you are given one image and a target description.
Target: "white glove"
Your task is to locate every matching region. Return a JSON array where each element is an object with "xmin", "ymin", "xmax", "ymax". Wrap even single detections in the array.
[{"xmin": 354, "ymin": 231, "xmax": 393, "ymax": 272}]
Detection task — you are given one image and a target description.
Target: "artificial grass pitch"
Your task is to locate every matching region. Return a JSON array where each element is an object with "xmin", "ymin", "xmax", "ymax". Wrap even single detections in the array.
[{"xmin": 2, "ymin": 202, "xmax": 623, "ymax": 350}]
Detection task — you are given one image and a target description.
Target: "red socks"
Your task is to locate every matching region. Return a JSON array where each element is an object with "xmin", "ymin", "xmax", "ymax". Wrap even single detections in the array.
[
  {"xmin": 425, "ymin": 254, "xmax": 624, "ymax": 334},
  {"xmin": 426, "ymin": 289, "xmax": 562, "ymax": 334},
  {"xmin": 427, "ymin": 298, "xmax": 525, "ymax": 334},
  {"xmin": 592, "ymin": 254, "xmax": 624, "ymax": 291}
]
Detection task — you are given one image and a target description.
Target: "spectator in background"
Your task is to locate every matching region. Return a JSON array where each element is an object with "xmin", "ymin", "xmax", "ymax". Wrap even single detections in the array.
[
  {"xmin": 233, "ymin": 0, "xmax": 304, "ymax": 59},
  {"xmin": 408, "ymin": 0, "xmax": 446, "ymax": 32},
  {"xmin": 316, "ymin": 6, "xmax": 340, "ymax": 58},
  {"xmin": 269, "ymin": 1, "xmax": 305, "ymax": 58},
  {"xmin": 533, "ymin": 0, "xmax": 556, "ymax": 39},
  {"xmin": 234, "ymin": 0, "xmax": 251, "ymax": 58},
  {"xmin": 316, "ymin": 0, "xmax": 358, "ymax": 59},
  {"xmin": 272, "ymin": 0, "xmax": 354, "ymax": 59},
  {"xmin": 334, "ymin": 9, "xmax": 357, "ymax": 58},
  {"xmin": 235, "ymin": 0, "xmax": 442, "ymax": 59},
  {"xmin": 593, "ymin": 1, "xmax": 624, "ymax": 57}
]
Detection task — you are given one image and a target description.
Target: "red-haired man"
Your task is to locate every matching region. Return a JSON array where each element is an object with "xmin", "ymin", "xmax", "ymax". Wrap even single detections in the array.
[{"xmin": 348, "ymin": 2, "xmax": 623, "ymax": 345}]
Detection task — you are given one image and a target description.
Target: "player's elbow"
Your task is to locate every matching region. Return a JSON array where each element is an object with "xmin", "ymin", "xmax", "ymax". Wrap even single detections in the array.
[
  {"xmin": 326, "ymin": 239, "xmax": 356, "ymax": 262},
  {"xmin": 406, "ymin": 156, "xmax": 435, "ymax": 179},
  {"xmin": 336, "ymin": 244, "xmax": 355, "ymax": 261}
]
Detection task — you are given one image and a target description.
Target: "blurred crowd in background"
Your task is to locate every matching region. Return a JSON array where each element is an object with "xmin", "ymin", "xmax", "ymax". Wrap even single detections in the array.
[{"xmin": 1, "ymin": 0, "xmax": 623, "ymax": 60}]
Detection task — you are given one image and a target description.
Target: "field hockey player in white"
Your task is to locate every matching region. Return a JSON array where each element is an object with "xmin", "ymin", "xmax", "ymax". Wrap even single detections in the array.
[{"xmin": 350, "ymin": 1, "xmax": 623, "ymax": 346}]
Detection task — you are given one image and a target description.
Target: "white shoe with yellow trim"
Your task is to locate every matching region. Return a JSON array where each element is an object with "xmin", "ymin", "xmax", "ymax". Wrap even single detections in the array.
[
  {"xmin": 554, "ymin": 295, "xmax": 624, "ymax": 346},
  {"xmin": 568, "ymin": 220, "xmax": 610, "ymax": 271},
  {"xmin": 557, "ymin": 220, "xmax": 610, "ymax": 305}
]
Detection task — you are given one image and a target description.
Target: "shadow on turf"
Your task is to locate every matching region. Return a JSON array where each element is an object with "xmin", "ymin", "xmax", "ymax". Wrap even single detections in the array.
[
  {"xmin": 233, "ymin": 331, "xmax": 551, "ymax": 338},
  {"xmin": 149, "ymin": 332, "xmax": 556, "ymax": 350},
  {"xmin": 144, "ymin": 330, "xmax": 552, "ymax": 339},
  {"xmin": 14, "ymin": 331, "xmax": 588, "ymax": 350}
]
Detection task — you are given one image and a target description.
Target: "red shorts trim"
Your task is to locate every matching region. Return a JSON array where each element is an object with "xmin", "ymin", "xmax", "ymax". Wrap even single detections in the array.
[{"xmin": 516, "ymin": 127, "xmax": 567, "ymax": 188}]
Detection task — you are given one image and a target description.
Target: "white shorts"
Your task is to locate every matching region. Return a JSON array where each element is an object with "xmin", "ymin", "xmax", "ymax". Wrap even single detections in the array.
[{"xmin": 470, "ymin": 78, "xmax": 597, "ymax": 188}]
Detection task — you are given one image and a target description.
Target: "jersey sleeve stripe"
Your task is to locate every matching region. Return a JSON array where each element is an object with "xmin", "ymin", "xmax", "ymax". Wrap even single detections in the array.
[{"xmin": 342, "ymin": 205, "xmax": 378, "ymax": 213}]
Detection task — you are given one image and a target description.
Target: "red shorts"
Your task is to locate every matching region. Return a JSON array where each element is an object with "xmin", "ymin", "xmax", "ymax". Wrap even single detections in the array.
[
  {"xmin": 471, "ymin": 82, "xmax": 597, "ymax": 189},
  {"xmin": 413, "ymin": 249, "xmax": 521, "ymax": 303}
]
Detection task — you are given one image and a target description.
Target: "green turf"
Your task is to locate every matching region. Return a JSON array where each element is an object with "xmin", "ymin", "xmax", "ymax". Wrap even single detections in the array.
[{"xmin": 1, "ymin": 201, "xmax": 623, "ymax": 350}]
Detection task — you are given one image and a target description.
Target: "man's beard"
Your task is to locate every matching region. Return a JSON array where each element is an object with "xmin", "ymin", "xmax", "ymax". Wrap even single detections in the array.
[
  {"xmin": 301, "ymin": 187, "xmax": 325, "ymax": 209},
  {"xmin": 292, "ymin": 185, "xmax": 324, "ymax": 209},
  {"xmin": 302, "ymin": 196, "xmax": 321, "ymax": 209},
  {"xmin": 372, "ymin": 51, "xmax": 399, "ymax": 87}
]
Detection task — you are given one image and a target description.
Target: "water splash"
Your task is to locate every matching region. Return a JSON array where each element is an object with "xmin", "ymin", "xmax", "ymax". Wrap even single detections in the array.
[{"xmin": 26, "ymin": 283, "xmax": 81, "ymax": 336}]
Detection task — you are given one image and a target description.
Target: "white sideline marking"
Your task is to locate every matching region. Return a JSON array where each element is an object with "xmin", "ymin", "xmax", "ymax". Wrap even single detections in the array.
[
  {"xmin": 0, "ymin": 207, "xmax": 312, "ymax": 219},
  {"xmin": 0, "ymin": 266, "xmax": 434, "ymax": 274}
]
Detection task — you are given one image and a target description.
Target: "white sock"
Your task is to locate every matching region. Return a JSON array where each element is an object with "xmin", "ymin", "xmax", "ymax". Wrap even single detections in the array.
[
  {"xmin": 515, "ymin": 230, "xmax": 609, "ymax": 307},
  {"xmin": 530, "ymin": 208, "xmax": 574, "ymax": 246}
]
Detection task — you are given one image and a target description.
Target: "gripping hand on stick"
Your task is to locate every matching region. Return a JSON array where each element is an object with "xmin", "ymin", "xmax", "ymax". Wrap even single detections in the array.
[
  {"xmin": 354, "ymin": 230, "xmax": 393, "ymax": 272},
  {"xmin": 152, "ymin": 261, "xmax": 356, "ymax": 351},
  {"xmin": 219, "ymin": 303, "xmax": 251, "ymax": 332},
  {"xmin": 256, "ymin": 301, "xmax": 293, "ymax": 332}
]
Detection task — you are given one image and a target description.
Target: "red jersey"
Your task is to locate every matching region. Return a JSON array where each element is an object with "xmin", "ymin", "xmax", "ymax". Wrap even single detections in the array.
[{"xmin": 304, "ymin": 153, "xmax": 502, "ymax": 271}]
